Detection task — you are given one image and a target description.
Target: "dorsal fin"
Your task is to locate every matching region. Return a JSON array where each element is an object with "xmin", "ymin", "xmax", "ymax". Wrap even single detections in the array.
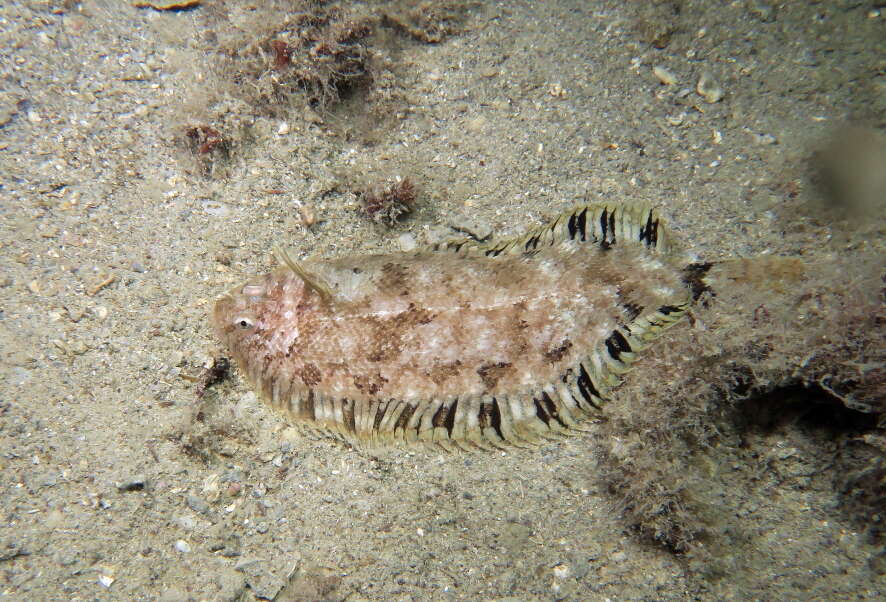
[
  {"xmin": 430, "ymin": 204, "xmax": 674, "ymax": 258},
  {"xmin": 274, "ymin": 246, "xmax": 336, "ymax": 305}
]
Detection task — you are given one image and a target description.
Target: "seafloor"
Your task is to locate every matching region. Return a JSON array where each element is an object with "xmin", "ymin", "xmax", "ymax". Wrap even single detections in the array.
[{"xmin": 0, "ymin": 1, "xmax": 883, "ymax": 600}]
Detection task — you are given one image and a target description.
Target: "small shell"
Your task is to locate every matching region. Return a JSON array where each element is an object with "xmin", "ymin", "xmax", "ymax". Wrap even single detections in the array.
[
  {"xmin": 298, "ymin": 204, "xmax": 316, "ymax": 227},
  {"xmin": 697, "ymin": 72, "xmax": 724, "ymax": 103}
]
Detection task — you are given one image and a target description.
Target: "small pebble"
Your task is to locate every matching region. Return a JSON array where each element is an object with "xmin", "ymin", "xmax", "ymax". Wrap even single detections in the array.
[
  {"xmin": 234, "ymin": 558, "xmax": 261, "ymax": 572},
  {"xmin": 0, "ymin": 541, "xmax": 25, "ymax": 561},
  {"xmin": 277, "ymin": 121, "xmax": 290, "ymax": 135},
  {"xmin": 176, "ymin": 515, "xmax": 197, "ymax": 530},
  {"xmin": 98, "ymin": 575, "xmax": 115, "ymax": 588},
  {"xmin": 652, "ymin": 65, "xmax": 677, "ymax": 85},
  {"xmin": 548, "ymin": 82, "xmax": 565, "ymax": 97},
  {"xmin": 175, "ymin": 539, "xmax": 191, "ymax": 554},
  {"xmin": 298, "ymin": 204, "xmax": 316, "ymax": 227},
  {"xmin": 697, "ymin": 72, "xmax": 724, "ymax": 103},
  {"xmin": 117, "ymin": 475, "xmax": 147, "ymax": 492},
  {"xmin": 169, "ymin": 351, "xmax": 185, "ymax": 366},
  {"xmin": 397, "ymin": 232, "xmax": 417, "ymax": 251},
  {"xmin": 750, "ymin": 1, "xmax": 776, "ymax": 22},
  {"xmin": 202, "ymin": 200, "xmax": 230, "ymax": 217},
  {"xmin": 465, "ymin": 116, "xmax": 487, "ymax": 133},
  {"xmin": 186, "ymin": 494, "xmax": 211, "ymax": 515},
  {"xmin": 64, "ymin": 14, "xmax": 88, "ymax": 35},
  {"xmin": 65, "ymin": 304, "xmax": 85, "ymax": 322},
  {"xmin": 666, "ymin": 113, "xmax": 685, "ymax": 127}
]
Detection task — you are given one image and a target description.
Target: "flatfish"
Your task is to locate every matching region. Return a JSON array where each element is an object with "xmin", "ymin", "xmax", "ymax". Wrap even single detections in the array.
[{"xmin": 213, "ymin": 204, "xmax": 702, "ymax": 450}]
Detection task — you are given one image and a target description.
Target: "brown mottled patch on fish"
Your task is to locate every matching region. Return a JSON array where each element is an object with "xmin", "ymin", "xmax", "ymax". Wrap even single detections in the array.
[
  {"xmin": 544, "ymin": 340, "xmax": 573, "ymax": 363},
  {"xmin": 476, "ymin": 361, "xmax": 515, "ymax": 390},
  {"xmin": 213, "ymin": 204, "xmax": 695, "ymax": 450}
]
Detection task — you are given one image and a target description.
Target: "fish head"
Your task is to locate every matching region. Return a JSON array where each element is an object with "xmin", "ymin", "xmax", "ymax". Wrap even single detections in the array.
[{"xmin": 212, "ymin": 269, "xmax": 313, "ymax": 365}]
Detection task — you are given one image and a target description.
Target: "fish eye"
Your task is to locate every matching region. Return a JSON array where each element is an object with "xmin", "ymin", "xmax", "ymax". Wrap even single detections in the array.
[{"xmin": 234, "ymin": 317, "xmax": 254, "ymax": 330}]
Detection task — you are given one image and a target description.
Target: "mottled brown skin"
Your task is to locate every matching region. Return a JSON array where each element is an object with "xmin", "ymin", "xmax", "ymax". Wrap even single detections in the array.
[{"xmin": 213, "ymin": 243, "xmax": 687, "ymax": 415}]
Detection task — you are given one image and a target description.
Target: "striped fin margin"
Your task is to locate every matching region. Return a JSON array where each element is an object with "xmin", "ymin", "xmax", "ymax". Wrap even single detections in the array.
[
  {"xmin": 261, "ymin": 300, "xmax": 690, "ymax": 452},
  {"xmin": 431, "ymin": 203, "xmax": 674, "ymax": 258}
]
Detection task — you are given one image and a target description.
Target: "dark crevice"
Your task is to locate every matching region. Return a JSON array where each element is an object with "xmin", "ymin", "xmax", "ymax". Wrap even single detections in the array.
[{"xmin": 737, "ymin": 384, "xmax": 876, "ymax": 434}]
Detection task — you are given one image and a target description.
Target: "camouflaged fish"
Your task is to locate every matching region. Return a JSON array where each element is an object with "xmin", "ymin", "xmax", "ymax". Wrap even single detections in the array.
[{"xmin": 213, "ymin": 204, "xmax": 709, "ymax": 450}]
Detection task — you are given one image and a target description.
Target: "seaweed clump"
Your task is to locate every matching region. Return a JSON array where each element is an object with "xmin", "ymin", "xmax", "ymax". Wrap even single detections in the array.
[
  {"xmin": 381, "ymin": 1, "xmax": 475, "ymax": 43},
  {"xmin": 264, "ymin": 14, "xmax": 374, "ymax": 108},
  {"xmin": 196, "ymin": 1, "xmax": 478, "ymax": 115},
  {"xmin": 183, "ymin": 124, "xmax": 229, "ymax": 176},
  {"xmin": 170, "ymin": 1, "xmax": 478, "ymax": 175},
  {"xmin": 594, "ymin": 251, "xmax": 884, "ymax": 559},
  {"xmin": 360, "ymin": 177, "xmax": 417, "ymax": 226}
]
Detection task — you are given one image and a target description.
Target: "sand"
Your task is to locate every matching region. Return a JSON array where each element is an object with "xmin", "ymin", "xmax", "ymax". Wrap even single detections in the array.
[{"xmin": 0, "ymin": 1, "xmax": 883, "ymax": 599}]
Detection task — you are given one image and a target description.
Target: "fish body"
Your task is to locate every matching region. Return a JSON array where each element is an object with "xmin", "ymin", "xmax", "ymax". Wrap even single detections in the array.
[{"xmin": 213, "ymin": 205, "xmax": 693, "ymax": 450}]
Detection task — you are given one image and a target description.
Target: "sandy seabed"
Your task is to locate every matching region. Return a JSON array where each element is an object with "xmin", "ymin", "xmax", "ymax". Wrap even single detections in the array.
[{"xmin": 1, "ymin": 1, "xmax": 883, "ymax": 600}]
